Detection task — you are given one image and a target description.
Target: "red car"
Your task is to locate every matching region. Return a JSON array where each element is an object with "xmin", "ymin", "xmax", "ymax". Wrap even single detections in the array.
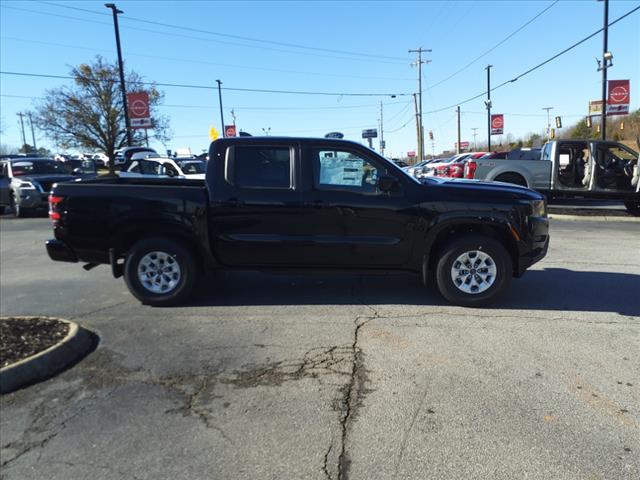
[{"xmin": 433, "ymin": 152, "xmax": 487, "ymax": 178}]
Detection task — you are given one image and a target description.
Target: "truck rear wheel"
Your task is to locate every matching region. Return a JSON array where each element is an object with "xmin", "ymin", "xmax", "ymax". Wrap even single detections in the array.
[
  {"xmin": 624, "ymin": 199, "xmax": 640, "ymax": 216},
  {"xmin": 494, "ymin": 173, "xmax": 527, "ymax": 187},
  {"xmin": 124, "ymin": 237, "xmax": 198, "ymax": 306},
  {"xmin": 435, "ymin": 235, "xmax": 512, "ymax": 307}
]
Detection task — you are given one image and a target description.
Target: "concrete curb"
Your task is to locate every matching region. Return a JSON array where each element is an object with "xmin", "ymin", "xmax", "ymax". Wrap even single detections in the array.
[
  {"xmin": 0, "ymin": 317, "xmax": 95, "ymax": 394},
  {"xmin": 549, "ymin": 214, "xmax": 640, "ymax": 222}
]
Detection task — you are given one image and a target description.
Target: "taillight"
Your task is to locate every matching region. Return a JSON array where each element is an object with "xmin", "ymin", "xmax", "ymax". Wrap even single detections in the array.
[
  {"xmin": 49, "ymin": 195, "xmax": 64, "ymax": 223},
  {"xmin": 449, "ymin": 164, "xmax": 464, "ymax": 178},
  {"xmin": 464, "ymin": 160, "xmax": 477, "ymax": 179}
]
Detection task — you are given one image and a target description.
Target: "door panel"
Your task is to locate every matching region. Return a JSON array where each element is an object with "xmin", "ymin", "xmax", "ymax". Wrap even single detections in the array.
[{"xmin": 302, "ymin": 146, "xmax": 415, "ymax": 268}]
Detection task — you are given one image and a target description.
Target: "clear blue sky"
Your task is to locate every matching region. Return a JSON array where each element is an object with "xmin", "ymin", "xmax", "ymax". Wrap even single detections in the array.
[{"xmin": 1, "ymin": 0, "xmax": 638, "ymax": 157}]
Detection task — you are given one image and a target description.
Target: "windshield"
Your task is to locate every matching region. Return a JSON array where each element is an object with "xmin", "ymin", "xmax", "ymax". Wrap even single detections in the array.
[
  {"xmin": 179, "ymin": 161, "xmax": 206, "ymax": 174},
  {"xmin": 11, "ymin": 160, "xmax": 68, "ymax": 176},
  {"xmin": 64, "ymin": 159, "xmax": 97, "ymax": 174}
]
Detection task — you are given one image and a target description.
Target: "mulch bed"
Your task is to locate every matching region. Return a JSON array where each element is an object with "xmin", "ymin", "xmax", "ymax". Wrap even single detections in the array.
[{"xmin": 0, "ymin": 317, "xmax": 69, "ymax": 369}]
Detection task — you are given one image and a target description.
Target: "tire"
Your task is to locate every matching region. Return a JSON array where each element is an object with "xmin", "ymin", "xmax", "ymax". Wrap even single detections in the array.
[
  {"xmin": 494, "ymin": 173, "xmax": 527, "ymax": 187},
  {"xmin": 434, "ymin": 234, "xmax": 513, "ymax": 307},
  {"xmin": 123, "ymin": 237, "xmax": 198, "ymax": 306},
  {"xmin": 624, "ymin": 199, "xmax": 640, "ymax": 216}
]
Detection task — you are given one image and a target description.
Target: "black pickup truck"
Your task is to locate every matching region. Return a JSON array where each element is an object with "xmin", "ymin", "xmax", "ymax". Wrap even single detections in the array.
[{"xmin": 46, "ymin": 137, "xmax": 549, "ymax": 307}]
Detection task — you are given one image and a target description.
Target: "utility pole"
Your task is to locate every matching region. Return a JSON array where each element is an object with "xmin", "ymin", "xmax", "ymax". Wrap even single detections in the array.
[
  {"xmin": 485, "ymin": 65, "xmax": 493, "ymax": 152},
  {"xmin": 216, "ymin": 79, "xmax": 225, "ymax": 136},
  {"xmin": 412, "ymin": 93, "xmax": 420, "ymax": 164},
  {"xmin": 16, "ymin": 112, "xmax": 26, "ymax": 149},
  {"xmin": 456, "ymin": 106, "xmax": 461, "ymax": 154},
  {"xmin": 105, "ymin": 3, "xmax": 132, "ymax": 148},
  {"xmin": 27, "ymin": 112, "xmax": 37, "ymax": 150},
  {"xmin": 409, "ymin": 48, "xmax": 431, "ymax": 161},
  {"xmin": 472, "ymin": 127, "xmax": 478, "ymax": 150},
  {"xmin": 379, "ymin": 100, "xmax": 385, "ymax": 156},
  {"xmin": 542, "ymin": 107, "xmax": 554, "ymax": 138},
  {"xmin": 599, "ymin": 0, "xmax": 609, "ymax": 140}
]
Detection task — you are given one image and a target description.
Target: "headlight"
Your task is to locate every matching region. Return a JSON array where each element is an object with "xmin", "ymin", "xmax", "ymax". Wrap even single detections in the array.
[
  {"xmin": 15, "ymin": 180, "xmax": 37, "ymax": 189},
  {"xmin": 532, "ymin": 199, "xmax": 546, "ymax": 217}
]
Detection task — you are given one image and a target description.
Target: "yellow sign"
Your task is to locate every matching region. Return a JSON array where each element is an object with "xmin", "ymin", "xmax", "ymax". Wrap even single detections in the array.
[{"xmin": 209, "ymin": 127, "xmax": 219, "ymax": 141}]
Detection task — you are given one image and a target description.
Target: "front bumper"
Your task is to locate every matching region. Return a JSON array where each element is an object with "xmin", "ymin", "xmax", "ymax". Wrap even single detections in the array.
[
  {"xmin": 18, "ymin": 190, "xmax": 49, "ymax": 209},
  {"xmin": 46, "ymin": 239, "xmax": 78, "ymax": 263},
  {"xmin": 516, "ymin": 216, "xmax": 549, "ymax": 276}
]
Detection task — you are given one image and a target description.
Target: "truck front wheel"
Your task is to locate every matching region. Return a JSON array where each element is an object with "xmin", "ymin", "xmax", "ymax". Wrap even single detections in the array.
[
  {"xmin": 435, "ymin": 235, "xmax": 512, "ymax": 307},
  {"xmin": 624, "ymin": 199, "xmax": 640, "ymax": 216},
  {"xmin": 124, "ymin": 237, "xmax": 198, "ymax": 306}
]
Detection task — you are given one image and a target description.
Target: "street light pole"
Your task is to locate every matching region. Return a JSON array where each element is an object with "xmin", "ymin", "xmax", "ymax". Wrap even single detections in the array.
[
  {"xmin": 472, "ymin": 127, "xmax": 478, "ymax": 151},
  {"xmin": 542, "ymin": 106, "xmax": 554, "ymax": 138},
  {"xmin": 600, "ymin": 0, "xmax": 609, "ymax": 141},
  {"xmin": 485, "ymin": 65, "xmax": 492, "ymax": 152},
  {"xmin": 216, "ymin": 79, "xmax": 225, "ymax": 137},
  {"xmin": 409, "ymin": 48, "xmax": 431, "ymax": 161},
  {"xmin": 105, "ymin": 3, "xmax": 132, "ymax": 148}
]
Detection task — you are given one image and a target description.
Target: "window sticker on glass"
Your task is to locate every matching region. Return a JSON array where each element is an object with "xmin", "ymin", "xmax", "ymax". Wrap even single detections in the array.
[{"xmin": 318, "ymin": 151, "xmax": 365, "ymax": 187}]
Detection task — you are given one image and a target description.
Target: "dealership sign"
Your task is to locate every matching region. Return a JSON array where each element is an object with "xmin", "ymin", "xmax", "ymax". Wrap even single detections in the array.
[
  {"xmin": 607, "ymin": 80, "xmax": 630, "ymax": 115},
  {"xmin": 225, "ymin": 125, "xmax": 237, "ymax": 137},
  {"xmin": 490, "ymin": 114, "xmax": 504, "ymax": 135},
  {"xmin": 127, "ymin": 92, "xmax": 151, "ymax": 129},
  {"xmin": 362, "ymin": 128, "xmax": 378, "ymax": 139},
  {"xmin": 589, "ymin": 100, "xmax": 603, "ymax": 115},
  {"xmin": 455, "ymin": 141, "xmax": 470, "ymax": 149}
]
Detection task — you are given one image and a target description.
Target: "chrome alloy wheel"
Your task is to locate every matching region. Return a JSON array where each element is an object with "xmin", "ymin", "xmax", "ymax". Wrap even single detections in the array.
[
  {"xmin": 137, "ymin": 251, "xmax": 181, "ymax": 294},
  {"xmin": 450, "ymin": 250, "xmax": 497, "ymax": 294}
]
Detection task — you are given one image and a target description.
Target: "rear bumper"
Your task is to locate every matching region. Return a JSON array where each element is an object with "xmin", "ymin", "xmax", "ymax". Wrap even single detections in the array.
[
  {"xmin": 46, "ymin": 239, "xmax": 78, "ymax": 263},
  {"xmin": 516, "ymin": 216, "xmax": 549, "ymax": 276}
]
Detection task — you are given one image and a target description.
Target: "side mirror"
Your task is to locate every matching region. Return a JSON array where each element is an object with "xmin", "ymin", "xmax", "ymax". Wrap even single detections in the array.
[{"xmin": 378, "ymin": 176, "xmax": 399, "ymax": 193}]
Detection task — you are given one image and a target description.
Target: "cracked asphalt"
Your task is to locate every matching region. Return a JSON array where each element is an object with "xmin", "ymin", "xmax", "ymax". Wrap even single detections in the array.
[{"xmin": 1, "ymin": 215, "xmax": 639, "ymax": 480}]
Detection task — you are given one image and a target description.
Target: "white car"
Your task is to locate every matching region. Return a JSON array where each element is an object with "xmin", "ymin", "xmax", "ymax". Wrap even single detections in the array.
[
  {"xmin": 90, "ymin": 153, "xmax": 110, "ymax": 168},
  {"xmin": 119, "ymin": 157, "xmax": 206, "ymax": 180}
]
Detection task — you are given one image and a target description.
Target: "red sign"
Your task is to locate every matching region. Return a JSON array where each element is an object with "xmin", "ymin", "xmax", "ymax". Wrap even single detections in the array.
[
  {"xmin": 491, "ymin": 114, "xmax": 504, "ymax": 135},
  {"xmin": 225, "ymin": 125, "xmax": 237, "ymax": 137},
  {"xmin": 127, "ymin": 92, "xmax": 151, "ymax": 129},
  {"xmin": 455, "ymin": 141, "xmax": 470, "ymax": 149},
  {"xmin": 608, "ymin": 80, "xmax": 630, "ymax": 105},
  {"xmin": 407, "ymin": 151, "xmax": 416, "ymax": 157},
  {"xmin": 607, "ymin": 80, "xmax": 630, "ymax": 116}
]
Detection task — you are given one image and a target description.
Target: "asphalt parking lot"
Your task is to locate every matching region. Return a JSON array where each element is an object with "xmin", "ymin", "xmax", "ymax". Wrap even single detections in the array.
[{"xmin": 1, "ymin": 215, "xmax": 639, "ymax": 480}]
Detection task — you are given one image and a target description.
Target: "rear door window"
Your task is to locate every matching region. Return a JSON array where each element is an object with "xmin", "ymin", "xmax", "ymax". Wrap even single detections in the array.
[{"xmin": 231, "ymin": 146, "xmax": 292, "ymax": 188}]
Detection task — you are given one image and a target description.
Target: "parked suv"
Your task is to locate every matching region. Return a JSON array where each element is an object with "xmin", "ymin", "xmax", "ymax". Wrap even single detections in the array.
[{"xmin": 0, "ymin": 158, "xmax": 76, "ymax": 217}]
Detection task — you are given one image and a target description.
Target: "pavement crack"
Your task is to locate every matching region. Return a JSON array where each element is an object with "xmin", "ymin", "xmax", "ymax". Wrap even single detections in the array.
[
  {"xmin": 335, "ymin": 315, "xmax": 374, "ymax": 480},
  {"xmin": 69, "ymin": 300, "xmax": 128, "ymax": 320}
]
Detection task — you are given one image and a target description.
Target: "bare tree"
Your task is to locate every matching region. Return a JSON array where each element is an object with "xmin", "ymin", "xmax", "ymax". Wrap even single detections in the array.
[{"xmin": 35, "ymin": 56, "xmax": 170, "ymax": 172}]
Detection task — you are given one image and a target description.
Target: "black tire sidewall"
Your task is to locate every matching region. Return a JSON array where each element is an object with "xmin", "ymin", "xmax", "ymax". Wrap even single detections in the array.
[
  {"xmin": 124, "ymin": 238, "xmax": 197, "ymax": 306},
  {"xmin": 435, "ymin": 235, "xmax": 512, "ymax": 307},
  {"xmin": 624, "ymin": 200, "xmax": 640, "ymax": 216}
]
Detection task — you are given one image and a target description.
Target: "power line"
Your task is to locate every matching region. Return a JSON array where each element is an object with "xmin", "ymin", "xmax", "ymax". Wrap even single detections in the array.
[
  {"xmin": 424, "ymin": 4, "xmax": 640, "ymax": 114},
  {"xmin": 0, "ymin": 71, "xmax": 411, "ymax": 97},
  {"xmin": 0, "ymin": 35, "xmax": 413, "ymax": 82},
  {"xmin": 3, "ymin": 4, "xmax": 405, "ymax": 65},
  {"xmin": 41, "ymin": 1, "xmax": 409, "ymax": 62},
  {"xmin": 430, "ymin": 1, "xmax": 559, "ymax": 89}
]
